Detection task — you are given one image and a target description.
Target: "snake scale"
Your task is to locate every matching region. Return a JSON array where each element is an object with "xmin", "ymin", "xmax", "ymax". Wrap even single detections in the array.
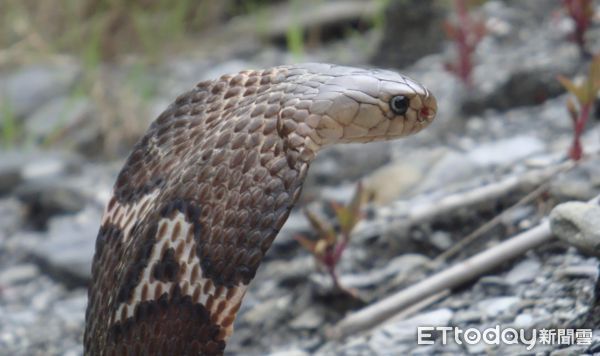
[{"xmin": 84, "ymin": 63, "xmax": 437, "ymax": 355}]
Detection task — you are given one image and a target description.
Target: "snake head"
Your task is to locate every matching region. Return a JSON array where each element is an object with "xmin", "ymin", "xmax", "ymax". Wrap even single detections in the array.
[{"xmin": 302, "ymin": 65, "xmax": 437, "ymax": 146}]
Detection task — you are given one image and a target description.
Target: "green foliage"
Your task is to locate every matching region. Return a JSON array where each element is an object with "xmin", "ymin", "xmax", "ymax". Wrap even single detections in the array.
[
  {"xmin": 372, "ymin": 0, "xmax": 391, "ymax": 31},
  {"xmin": 557, "ymin": 54, "xmax": 600, "ymax": 160},
  {"xmin": 0, "ymin": 100, "xmax": 19, "ymax": 148},
  {"xmin": 285, "ymin": 0, "xmax": 305, "ymax": 58}
]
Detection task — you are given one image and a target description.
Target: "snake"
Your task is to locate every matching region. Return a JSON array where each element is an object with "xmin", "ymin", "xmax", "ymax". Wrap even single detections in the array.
[{"xmin": 84, "ymin": 63, "xmax": 437, "ymax": 355}]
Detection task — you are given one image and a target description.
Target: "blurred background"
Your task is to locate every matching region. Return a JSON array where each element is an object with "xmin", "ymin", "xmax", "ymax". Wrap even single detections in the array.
[{"xmin": 1, "ymin": 0, "xmax": 600, "ymax": 355}]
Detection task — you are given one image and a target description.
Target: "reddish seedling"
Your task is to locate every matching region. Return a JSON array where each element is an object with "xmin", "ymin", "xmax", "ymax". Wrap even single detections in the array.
[
  {"xmin": 557, "ymin": 55, "xmax": 600, "ymax": 160},
  {"xmin": 443, "ymin": 0, "xmax": 486, "ymax": 86},
  {"xmin": 562, "ymin": 0, "xmax": 595, "ymax": 55},
  {"xmin": 295, "ymin": 183, "xmax": 364, "ymax": 292}
]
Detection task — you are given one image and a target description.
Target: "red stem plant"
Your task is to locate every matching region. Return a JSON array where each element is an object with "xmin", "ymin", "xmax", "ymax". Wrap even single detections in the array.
[
  {"xmin": 557, "ymin": 55, "xmax": 600, "ymax": 161},
  {"xmin": 295, "ymin": 183, "xmax": 364, "ymax": 292},
  {"xmin": 443, "ymin": 0, "xmax": 486, "ymax": 86},
  {"xmin": 562, "ymin": 0, "xmax": 595, "ymax": 56}
]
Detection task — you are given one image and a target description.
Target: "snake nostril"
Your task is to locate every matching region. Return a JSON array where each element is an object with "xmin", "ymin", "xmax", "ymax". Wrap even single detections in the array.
[{"xmin": 419, "ymin": 107, "xmax": 434, "ymax": 120}]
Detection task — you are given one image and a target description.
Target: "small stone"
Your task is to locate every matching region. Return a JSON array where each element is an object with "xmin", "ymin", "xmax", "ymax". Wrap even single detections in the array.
[
  {"xmin": 25, "ymin": 97, "xmax": 94, "ymax": 143},
  {"xmin": 452, "ymin": 310, "xmax": 482, "ymax": 324},
  {"xmin": 370, "ymin": 308, "xmax": 454, "ymax": 346},
  {"xmin": 0, "ymin": 264, "xmax": 39, "ymax": 285},
  {"xmin": 550, "ymin": 202, "xmax": 600, "ymax": 256},
  {"xmin": 16, "ymin": 178, "xmax": 87, "ymax": 227},
  {"xmin": 467, "ymin": 136, "xmax": 545, "ymax": 167},
  {"xmin": 429, "ymin": 231, "xmax": 453, "ymax": 250},
  {"xmin": 550, "ymin": 344, "xmax": 590, "ymax": 356},
  {"xmin": 505, "ymin": 258, "xmax": 542, "ymax": 284},
  {"xmin": 27, "ymin": 207, "xmax": 101, "ymax": 287},
  {"xmin": 478, "ymin": 276, "xmax": 513, "ymax": 295},
  {"xmin": 268, "ymin": 350, "xmax": 310, "ymax": 356},
  {"xmin": 478, "ymin": 297, "xmax": 520, "ymax": 318},
  {"xmin": 0, "ymin": 198, "xmax": 25, "ymax": 236},
  {"xmin": 290, "ymin": 308, "xmax": 324, "ymax": 330},
  {"xmin": 0, "ymin": 62, "xmax": 80, "ymax": 119},
  {"xmin": 0, "ymin": 151, "xmax": 26, "ymax": 195},
  {"xmin": 513, "ymin": 314, "xmax": 534, "ymax": 329}
]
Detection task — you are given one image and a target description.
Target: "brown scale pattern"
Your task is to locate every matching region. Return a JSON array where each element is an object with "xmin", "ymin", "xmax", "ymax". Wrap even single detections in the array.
[
  {"xmin": 85, "ymin": 63, "xmax": 437, "ymax": 355},
  {"xmin": 85, "ymin": 66, "xmax": 320, "ymax": 355}
]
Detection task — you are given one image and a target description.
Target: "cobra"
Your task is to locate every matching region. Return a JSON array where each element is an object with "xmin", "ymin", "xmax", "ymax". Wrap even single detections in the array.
[{"xmin": 84, "ymin": 63, "xmax": 437, "ymax": 355}]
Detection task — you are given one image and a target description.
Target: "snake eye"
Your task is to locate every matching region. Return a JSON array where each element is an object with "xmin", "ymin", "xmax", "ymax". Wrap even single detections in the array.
[{"xmin": 389, "ymin": 95, "xmax": 410, "ymax": 116}]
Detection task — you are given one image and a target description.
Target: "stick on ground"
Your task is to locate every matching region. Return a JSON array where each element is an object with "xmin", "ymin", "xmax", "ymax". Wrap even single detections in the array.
[{"xmin": 328, "ymin": 220, "xmax": 552, "ymax": 339}]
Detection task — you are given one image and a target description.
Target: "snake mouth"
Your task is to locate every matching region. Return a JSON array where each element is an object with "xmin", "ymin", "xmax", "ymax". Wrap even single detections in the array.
[
  {"xmin": 418, "ymin": 107, "xmax": 436, "ymax": 123},
  {"xmin": 417, "ymin": 94, "xmax": 437, "ymax": 123}
]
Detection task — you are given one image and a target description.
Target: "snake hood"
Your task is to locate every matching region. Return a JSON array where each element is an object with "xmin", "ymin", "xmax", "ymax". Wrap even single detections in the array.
[{"xmin": 85, "ymin": 63, "xmax": 436, "ymax": 356}]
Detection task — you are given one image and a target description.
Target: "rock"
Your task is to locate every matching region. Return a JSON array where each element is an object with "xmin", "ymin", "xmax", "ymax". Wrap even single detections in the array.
[
  {"xmin": 460, "ymin": 0, "xmax": 581, "ymax": 116},
  {"xmin": 289, "ymin": 308, "xmax": 324, "ymax": 330},
  {"xmin": 25, "ymin": 96, "xmax": 95, "ymax": 145},
  {"xmin": 452, "ymin": 310, "xmax": 482, "ymax": 324},
  {"xmin": 268, "ymin": 350, "xmax": 310, "ymax": 356},
  {"xmin": 551, "ymin": 158, "xmax": 600, "ymax": 201},
  {"xmin": 371, "ymin": 0, "xmax": 445, "ymax": 69},
  {"xmin": 505, "ymin": 258, "xmax": 542, "ymax": 284},
  {"xmin": 15, "ymin": 177, "xmax": 87, "ymax": 228},
  {"xmin": 27, "ymin": 207, "xmax": 100, "ymax": 287},
  {"xmin": 550, "ymin": 344, "xmax": 591, "ymax": 356},
  {"xmin": 513, "ymin": 313, "xmax": 534, "ymax": 329},
  {"xmin": 550, "ymin": 202, "xmax": 600, "ymax": 257},
  {"xmin": 338, "ymin": 253, "xmax": 430, "ymax": 290},
  {"xmin": 463, "ymin": 67, "xmax": 574, "ymax": 114},
  {"xmin": 369, "ymin": 308, "xmax": 454, "ymax": 350},
  {"xmin": 0, "ymin": 62, "xmax": 80, "ymax": 120},
  {"xmin": 306, "ymin": 142, "xmax": 391, "ymax": 187},
  {"xmin": 478, "ymin": 296, "xmax": 520, "ymax": 318},
  {"xmin": 429, "ymin": 231, "xmax": 453, "ymax": 251},
  {"xmin": 417, "ymin": 150, "xmax": 480, "ymax": 193},
  {"xmin": 467, "ymin": 136, "xmax": 545, "ymax": 167},
  {"xmin": 0, "ymin": 264, "xmax": 39, "ymax": 285},
  {"xmin": 229, "ymin": 0, "xmax": 379, "ymax": 46},
  {"xmin": 477, "ymin": 276, "xmax": 513, "ymax": 295},
  {"xmin": 0, "ymin": 198, "xmax": 25, "ymax": 236},
  {"xmin": 363, "ymin": 148, "xmax": 444, "ymax": 204},
  {"xmin": 0, "ymin": 151, "xmax": 28, "ymax": 195}
]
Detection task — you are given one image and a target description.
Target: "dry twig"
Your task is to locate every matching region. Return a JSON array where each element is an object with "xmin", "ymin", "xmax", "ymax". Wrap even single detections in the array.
[{"xmin": 329, "ymin": 192, "xmax": 600, "ymax": 340}]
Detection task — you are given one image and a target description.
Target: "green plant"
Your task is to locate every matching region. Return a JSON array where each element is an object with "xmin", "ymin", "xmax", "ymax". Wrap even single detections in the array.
[
  {"xmin": 557, "ymin": 54, "xmax": 600, "ymax": 161},
  {"xmin": 285, "ymin": 0, "xmax": 305, "ymax": 58},
  {"xmin": 295, "ymin": 183, "xmax": 364, "ymax": 292},
  {"xmin": 0, "ymin": 99, "xmax": 19, "ymax": 147}
]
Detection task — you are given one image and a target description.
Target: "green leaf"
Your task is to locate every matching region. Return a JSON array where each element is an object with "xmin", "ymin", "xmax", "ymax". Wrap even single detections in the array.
[
  {"xmin": 332, "ymin": 182, "xmax": 364, "ymax": 236},
  {"xmin": 557, "ymin": 75, "xmax": 582, "ymax": 99},
  {"xmin": 589, "ymin": 55, "xmax": 600, "ymax": 95},
  {"xmin": 295, "ymin": 234, "xmax": 318, "ymax": 255},
  {"xmin": 304, "ymin": 208, "xmax": 336, "ymax": 245}
]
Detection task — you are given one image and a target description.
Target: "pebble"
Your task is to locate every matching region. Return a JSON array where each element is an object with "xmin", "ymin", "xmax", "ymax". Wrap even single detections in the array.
[
  {"xmin": 289, "ymin": 308, "xmax": 324, "ymax": 330},
  {"xmin": 26, "ymin": 207, "xmax": 101, "ymax": 286},
  {"xmin": 467, "ymin": 136, "xmax": 545, "ymax": 167},
  {"xmin": 25, "ymin": 96, "xmax": 94, "ymax": 144},
  {"xmin": 0, "ymin": 62, "xmax": 79, "ymax": 119},
  {"xmin": 550, "ymin": 202, "xmax": 600, "ymax": 257},
  {"xmin": 505, "ymin": 258, "xmax": 542, "ymax": 284},
  {"xmin": 478, "ymin": 297, "xmax": 520, "ymax": 318},
  {"xmin": 0, "ymin": 264, "xmax": 38, "ymax": 285}
]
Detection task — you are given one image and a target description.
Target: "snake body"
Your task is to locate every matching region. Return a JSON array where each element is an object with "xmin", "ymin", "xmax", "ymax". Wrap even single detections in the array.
[{"xmin": 84, "ymin": 63, "xmax": 437, "ymax": 355}]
